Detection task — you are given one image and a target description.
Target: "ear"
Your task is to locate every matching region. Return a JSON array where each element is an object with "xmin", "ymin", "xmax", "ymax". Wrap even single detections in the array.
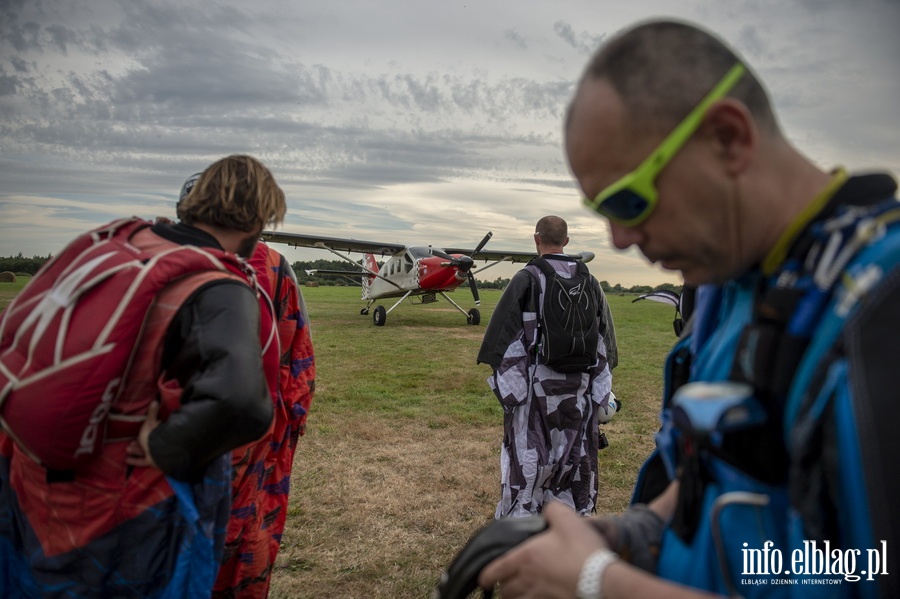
[{"xmin": 703, "ymin": 99, "xmax": 756, "ymax": 176}]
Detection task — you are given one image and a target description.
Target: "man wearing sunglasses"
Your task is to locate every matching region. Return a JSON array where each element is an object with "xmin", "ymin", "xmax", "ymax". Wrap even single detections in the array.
[{"xmin": 477, "ymin": 19, "xmax": 899, "ymax": 599}]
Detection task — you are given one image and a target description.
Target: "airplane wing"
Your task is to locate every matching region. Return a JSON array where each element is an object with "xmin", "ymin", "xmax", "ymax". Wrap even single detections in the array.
[
  {"xmin": 441, "ymin": 248, "xmax": 536, "ymax": 263},
  {"xmin": 442, "ymin": 248, "xmax": 595, "ymax": 264},
  {"xmin": 261, "ymin": 231, "xmax": 406, "ymax": 256},
  {"xmin": 305, "ymin": 268, "xmax": 369, "ymax": 276},
  {"xmin": 304, "ymin": 269, "xmax": 363, "ymax": 285}
]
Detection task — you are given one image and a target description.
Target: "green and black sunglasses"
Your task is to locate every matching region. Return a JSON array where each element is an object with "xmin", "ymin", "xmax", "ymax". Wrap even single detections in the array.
[{"xmin": 583, "ymin": 63, "xmax": 746, "ymax": 227}]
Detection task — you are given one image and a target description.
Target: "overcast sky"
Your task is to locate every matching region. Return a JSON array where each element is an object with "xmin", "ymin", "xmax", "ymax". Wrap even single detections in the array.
[{"xmin": 1, "ymin": 0, "xmax": 898, "ymax": 286}]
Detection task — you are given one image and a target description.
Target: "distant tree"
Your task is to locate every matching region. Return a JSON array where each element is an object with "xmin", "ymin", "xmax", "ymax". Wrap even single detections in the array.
[
  {"xmin": 653, "ymin": 282, "xmax": 683, "ymax": 294},
  {"xmin": 477, "ymin": 276, "xmax": 511, "ymax": 290},
  {"xmin": 0, "ymin": 253, "xmax": 52, "ymax": 275},
  {"xmin": 628, "ymin": 284, "xmax": 654, "ymax": 294}
]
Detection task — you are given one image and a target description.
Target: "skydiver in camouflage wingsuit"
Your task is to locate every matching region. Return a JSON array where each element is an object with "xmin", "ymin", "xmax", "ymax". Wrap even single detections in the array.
[{"xmin": 477, "ymin": 216, "xmax": 618, "ymax": 518}]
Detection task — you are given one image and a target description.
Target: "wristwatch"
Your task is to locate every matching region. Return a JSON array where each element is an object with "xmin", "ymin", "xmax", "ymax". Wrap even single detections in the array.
[{"xmin": 576, "ymin": 548, "xmax": 618, "ymax": 599}]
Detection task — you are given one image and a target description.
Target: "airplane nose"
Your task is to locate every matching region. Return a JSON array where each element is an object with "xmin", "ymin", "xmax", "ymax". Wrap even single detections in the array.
[{"xmin": 456, "ymin": 256, "xmax": 475, "ymax": 273}]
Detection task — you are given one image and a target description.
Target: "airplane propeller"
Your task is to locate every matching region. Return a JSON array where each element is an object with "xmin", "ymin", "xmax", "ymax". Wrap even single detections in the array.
[
  {"xmin": 455, "ymin": 255, "xmax": 476, "ymax": 273},
  {"xmin": 467, "ymin": 271, "xmax": 480, "ymax": 304},
  {"xmin": 471, "ymin": 231, "xmax": 493, "ymax": 256},
  {"xmin": 465, "ymin": 231, "xmax": 492, "ymax": 304},
  {"xmin": 441, "ymin": 231, "xmax": 492, "ymax": 305}
]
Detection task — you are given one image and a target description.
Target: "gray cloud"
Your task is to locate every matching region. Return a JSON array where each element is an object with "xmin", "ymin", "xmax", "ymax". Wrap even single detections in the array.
[
  {"xmin": 552, "ymin": 21, "xmax": 603, "ymax": 56},
  {"xmin": 1, "ymin": 0, "xmax": 898, "ymax": 286},
  {"xmin": 504, "ymin": 29, "xmax": 528, "ymax": 50}
]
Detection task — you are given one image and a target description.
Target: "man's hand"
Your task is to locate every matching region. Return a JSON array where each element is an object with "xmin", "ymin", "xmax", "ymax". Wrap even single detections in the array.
[
  {"xmin": 125, "ymin": 401, "xmax": 161, "ymax": 469},
  {"xmin": 478, "ymin": 502, "xmax": 609, "ymax": 598}
]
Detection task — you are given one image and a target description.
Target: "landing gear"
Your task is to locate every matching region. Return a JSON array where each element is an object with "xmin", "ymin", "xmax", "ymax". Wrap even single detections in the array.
[
  {"xmin": 368, "ymin": 291, "xmax": 413, "ymax": 326},
  {"xmin": 436, "ymin": 291, "xmax": 482, "ymax": 325},
  {"xmin": 363, "ymin": 291, "xmax": 482, "ymax": 326}
]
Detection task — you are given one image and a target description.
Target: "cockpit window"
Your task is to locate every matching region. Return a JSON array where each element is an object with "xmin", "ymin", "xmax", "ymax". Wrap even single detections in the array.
[{"xmin": 408, "ymin": 246, "xmax": 452, "ymax": 260}]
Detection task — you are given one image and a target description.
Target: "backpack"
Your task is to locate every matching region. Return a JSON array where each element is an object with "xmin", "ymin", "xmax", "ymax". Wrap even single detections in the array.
[
  {"xmin": 0, "ymin": 217, "xmax": 252, "ymax": 470},
  {"xmin": 526, "ymin": 256, "xmax": 600, "ymax": 373}
]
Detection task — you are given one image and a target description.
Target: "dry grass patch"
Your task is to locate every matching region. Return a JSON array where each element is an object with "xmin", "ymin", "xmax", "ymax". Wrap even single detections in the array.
[
  {"xmin": 271, "ymin": 403, "xmax": 653, "ymax": 599},
  {"xmin": 272, "ymin": 410, "xmax": 501, "ymax": 598}
]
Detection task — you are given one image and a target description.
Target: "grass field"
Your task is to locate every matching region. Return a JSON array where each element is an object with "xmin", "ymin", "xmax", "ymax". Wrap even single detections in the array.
[
  {"xmin": 0, "ymin": 276, "xmax": 31, "ymax": 312},
  {"xmin": 267, "ymin": 286, "xmax": 674, "ymax": 598},
  {"xmin": 0, "ymin": 279, "xmax": 675, "ymax": 598}
]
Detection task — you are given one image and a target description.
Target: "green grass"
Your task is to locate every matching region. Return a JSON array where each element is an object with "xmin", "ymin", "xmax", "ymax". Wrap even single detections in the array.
[{"xmin": 0, "ymin": 276, "xmax": 31, "ymax": 312}]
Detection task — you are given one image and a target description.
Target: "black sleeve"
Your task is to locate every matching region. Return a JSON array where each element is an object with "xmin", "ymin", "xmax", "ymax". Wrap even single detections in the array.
[
  {"xmin": 595, "ymin": 280, "xmax": 618, "ymax": 369},
  {"xmin": 149, "ymin": 280, "xmax": 273, "ymax": 481},
  {"xmin": 476, "ymin": 270, "xmax": 533, "ymax": 369}
]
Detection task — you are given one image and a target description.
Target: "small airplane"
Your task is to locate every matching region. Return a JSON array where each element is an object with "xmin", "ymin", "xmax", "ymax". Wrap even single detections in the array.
[{"xmin": 260, "ymin": 230, "xmax": 595, "ymax": 326}]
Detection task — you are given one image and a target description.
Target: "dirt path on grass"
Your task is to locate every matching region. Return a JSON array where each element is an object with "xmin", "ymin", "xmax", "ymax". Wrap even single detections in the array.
[{"xmin": 270, "ymin": 410, "xmax": 501, "ymax": 598}]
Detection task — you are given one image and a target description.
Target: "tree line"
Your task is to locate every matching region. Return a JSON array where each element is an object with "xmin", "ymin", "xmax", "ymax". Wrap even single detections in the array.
[
  {"xmin": 0, "ymin": 253, "xmax": 53, "ymax": 276},
  {"xmin": 290, "ymin": 259, "xmax": 682, "ymax": 294},
  {"xmin": 0, "ymin": 255, "xmax": 682, "ymax": 294}
]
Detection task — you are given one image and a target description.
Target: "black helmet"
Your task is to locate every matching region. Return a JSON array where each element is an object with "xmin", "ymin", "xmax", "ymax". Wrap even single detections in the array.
[{"xmin": 178, "ymin": 172, "xmax": 203, "ymax": 204}]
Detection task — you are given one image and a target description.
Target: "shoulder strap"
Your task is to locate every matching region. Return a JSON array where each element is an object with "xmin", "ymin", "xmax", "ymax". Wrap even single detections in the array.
[
  {"xmin": 273, "ymin": 253, "xmax": 287, "ymax": 321},
  {"xmin": 528, "ymin": 254, "xmax": 585, "ymax": 277},
  {"xmin": 574, "ymin": 260, "xmax": 590, "ymax": 279},
  {"xmin": 108, "ymin": 269, "xmax": 244, "ymax": 441},
  {"xmin": 526, "ymin": 255, "xmax": 553, "ymax": 278}
]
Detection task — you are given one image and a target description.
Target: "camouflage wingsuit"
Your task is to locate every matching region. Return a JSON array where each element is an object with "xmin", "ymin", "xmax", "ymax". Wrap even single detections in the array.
[{"xmin": 478, "ymin": 257, "xmax": 615, "ymax": 518}]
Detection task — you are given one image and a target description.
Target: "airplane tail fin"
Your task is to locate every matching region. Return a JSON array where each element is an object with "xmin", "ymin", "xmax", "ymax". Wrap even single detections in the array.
[{"xmin": 361, "ymin": 253, "xmax": 378, "ymax": 299}]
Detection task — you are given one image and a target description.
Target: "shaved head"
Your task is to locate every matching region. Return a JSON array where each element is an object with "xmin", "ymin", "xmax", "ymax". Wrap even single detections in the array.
[
  {"xmin": 535, "ymin": 215, "xmax": 568, "ymax": 247},
  {"xmin": 568, "ymin": 20, "xmax": 779, "ymax": 138}
]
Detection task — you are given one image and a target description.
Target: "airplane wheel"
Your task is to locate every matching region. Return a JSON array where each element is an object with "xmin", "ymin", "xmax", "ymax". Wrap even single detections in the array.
[
  {"xmin": 373, "ymin": 305, "xmax": 387, "ymax": 326},
  {"xmin": 467, "ymin": 308, "xmax": 481, "ymax": 325},
  {"xmin": 360, "ymin": 308, "xmax": 369, "ymax": 315}
]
